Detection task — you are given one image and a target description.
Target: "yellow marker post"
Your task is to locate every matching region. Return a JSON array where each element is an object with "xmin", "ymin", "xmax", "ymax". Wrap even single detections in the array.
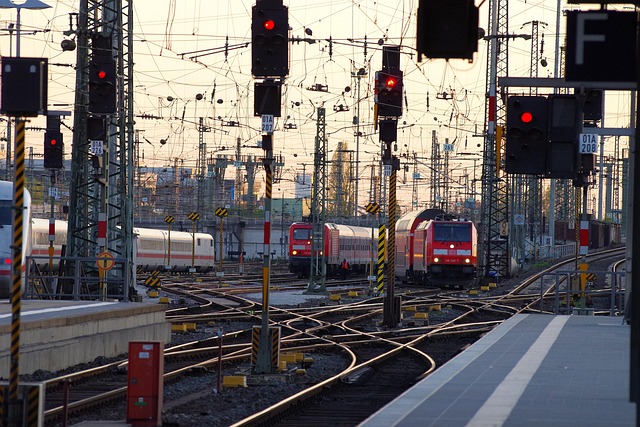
[{"xmin": 579, "ymin": 263, "xmax": 589, "ymax": 304}]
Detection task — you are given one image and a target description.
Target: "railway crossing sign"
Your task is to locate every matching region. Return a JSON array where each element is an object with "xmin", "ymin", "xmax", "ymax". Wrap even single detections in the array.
[
  {"xmin": 97, "ymin": 251, "xmax": 115, "ymax": 271},
  {"xmin": 365, "ymin": 202, "xmax": 380, "ymax": 214},
  {"xmin": 164, "ymin": 215, "xmax": 175, "ymax": 224},
  {"xmin": 188, "ymin": 212, "xmax": 200, "ymax": 221},
  {"xmin": 215, "ymin": 207, "xmax": 229, "ymax": 218}
]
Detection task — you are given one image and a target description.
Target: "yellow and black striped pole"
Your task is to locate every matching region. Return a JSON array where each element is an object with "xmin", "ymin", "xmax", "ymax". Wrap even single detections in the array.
[
  {"xmin": 9, "ymin": 119, "xmax": 26, "ymax": 421},
  {"xmin": 377, "ymin": 224, "xmax": 386, "ymax": 294}
]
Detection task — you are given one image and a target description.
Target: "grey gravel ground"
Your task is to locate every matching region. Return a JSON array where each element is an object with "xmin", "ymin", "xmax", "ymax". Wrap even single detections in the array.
[{"xmin": 60, "ymin": 348, "xmax": 351, "ymax": 427}]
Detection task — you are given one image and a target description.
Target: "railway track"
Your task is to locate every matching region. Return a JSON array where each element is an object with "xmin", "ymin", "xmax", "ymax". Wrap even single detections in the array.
[{"xmin": 40, "ymin": 247, "xmax": 625, "ymax": 426}]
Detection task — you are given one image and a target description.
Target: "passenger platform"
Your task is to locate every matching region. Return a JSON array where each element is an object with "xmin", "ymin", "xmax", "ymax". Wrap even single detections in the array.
[
  {"xmin": 0, "ymin": 300, "xmax": 170, "ymax": 377},
  {"xmin": 361, "ymin": 313, "xmax": 634, "ymax": 426}
]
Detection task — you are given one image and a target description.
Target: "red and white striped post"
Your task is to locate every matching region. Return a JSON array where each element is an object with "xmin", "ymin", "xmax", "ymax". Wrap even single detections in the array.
[
  {"xmin": 48, "ymin": 217, "xmax": 55, "ymax": 270},
  {"xmin": 97, "ymin": 212, "xmax": 107, "ymax": 248},
  {"xmin": 579, "ymin": 220, "xmax": 589, "ymax": 255}
]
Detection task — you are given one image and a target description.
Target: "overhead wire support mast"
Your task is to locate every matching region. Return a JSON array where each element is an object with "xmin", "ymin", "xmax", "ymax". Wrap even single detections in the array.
[
  {"xmin": 66, "ymin": 0, "xmax": 134, "ymax": 299},
  {"xmin": 480, "ymin": 0, "xmax": 511, "ymax": 282},
  {"xmin": 308, "ymin": 107, "xmax": 327, "ymax": 293}
]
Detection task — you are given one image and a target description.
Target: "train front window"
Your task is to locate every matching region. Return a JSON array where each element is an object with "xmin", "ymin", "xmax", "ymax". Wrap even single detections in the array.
[
  {"xmin": 293, "ymin": 228, "xmax": 311, "ymax": 240},
  {"xmin": 0, "ymin": 200, "xmax": 11, "ymax": 225},
  {"xmin": 433, "ymin": 223, "xmax": 470, "ymax": 242}
]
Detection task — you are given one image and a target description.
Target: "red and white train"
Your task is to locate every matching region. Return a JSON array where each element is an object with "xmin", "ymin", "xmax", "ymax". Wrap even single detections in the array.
[
  {"xmin": 396, "ymin": 209, "xmax": 478, "ymax": 287},
  {"xmin": 288, "ymin": 222, "xmax": 377, "ymax": 277},
  {"xmin": 0, "ymin": 180, "xmax": 216, "ymax": 298}
]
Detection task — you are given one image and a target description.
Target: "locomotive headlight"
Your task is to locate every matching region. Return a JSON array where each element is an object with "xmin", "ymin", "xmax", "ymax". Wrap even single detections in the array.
[
  {"xmin": 450, "ymin": 244, "xmax": 454, "ymax": 249},
  {"xmin": 433, "ymin": 257, "xmax": 439, "ymax": 263},
  {"xmin": 292, "ymin": 250, "xmax": 298, "ymax": 255},
  {"xmin": 465, "ymin": 258, "xmax": 470, "ymax": 263}
]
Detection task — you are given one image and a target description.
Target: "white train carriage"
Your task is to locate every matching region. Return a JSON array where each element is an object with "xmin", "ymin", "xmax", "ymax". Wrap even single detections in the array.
[
  {"xmin": 0, "ymin": 181, "xmax": 32, "ymax": 299},
  {"xmin": 133, "ymin": 226, "xmax": 215, "ymax": 272},
  {"xmin": 17, "ymin": 214, "xmax": 217, "ymax": 289},
  {"xmin": 29, "ymin": 221, "xmax": 216, "ymax": 273},
  {"xmin": 31, "ymin": 218, "xmax": 67, "ymax": 271}
]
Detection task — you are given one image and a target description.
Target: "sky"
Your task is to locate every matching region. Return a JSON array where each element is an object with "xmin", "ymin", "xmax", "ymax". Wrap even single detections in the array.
[{"xmin": 0, "ymin": 0, "xmax": 634, "ymax": 211}]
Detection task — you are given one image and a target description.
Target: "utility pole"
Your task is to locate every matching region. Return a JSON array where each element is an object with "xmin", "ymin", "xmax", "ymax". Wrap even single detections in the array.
[{"xmin": 251, "ymin": 0, "xmax": 288, "ymax": 375}]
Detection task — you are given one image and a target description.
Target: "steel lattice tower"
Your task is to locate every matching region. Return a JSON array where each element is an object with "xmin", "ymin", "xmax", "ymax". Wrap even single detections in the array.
[
  {"xmin": 308, "ymin": 107, "xmax": 327, "ymax": 292},
  {"xmin": 196, "ymin": 117, "xmax": 208, "ymax": 223},
  {"xmin": 66, "ymin": 0, "xmax": 134, "ymax": 297},
  {"xmin": 480, "ymin": 0, "xmax": 510, "ymax": 280},
  {"xmin": 430, "ymin": 130, "xmax": 442, "ymax": 209}
]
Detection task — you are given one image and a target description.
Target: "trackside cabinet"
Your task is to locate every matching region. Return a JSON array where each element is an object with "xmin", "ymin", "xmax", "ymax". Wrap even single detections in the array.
[{"xmin": 127, "ymin": 341, "xmax": 164, "ymax": 426}]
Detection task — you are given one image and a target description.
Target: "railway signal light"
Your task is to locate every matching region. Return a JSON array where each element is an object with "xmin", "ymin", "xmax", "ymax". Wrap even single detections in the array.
[
  {"xmin": 375, "ymin": 70, "xmax": 403, "ymax": 117},
  {"xmin": 89, "ymin": 58, "xmax": 116, "ymax": 114},
  {"xmin": 44, "ymin": 130, "xmax": 63, "ymax": 169},
  {"xmin": 252, "ymin": 4, "xmax": 289, "ymax": 78},
  {"xmin": 547, "ymin": 94, "xmax": 579, "ymax": 179},
  {"xmin": 416, "ymin": 0, "xmax": 479, "ymax": 61},
  {"xmin": 505, "ymin": 96, "xmax": 549, "ymax": 175}
]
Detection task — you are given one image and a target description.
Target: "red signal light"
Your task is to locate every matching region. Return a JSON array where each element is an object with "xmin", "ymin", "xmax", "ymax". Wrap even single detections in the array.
[
  {"xmin": 264, "ymin": 19, "xmax": 275, "ymax": 30},
  {"xmin": 97, "ymin": 70, "xmax": 107, "ymax": 79},
  {"xmin": 49, "ymin": 138, "xmax": 58, "ymax": 146},
  {"xmin": 520, "ymin": 111, "xmax": 533, "ymax": 123},
  {"xmin": 385, "ymin": 77, "xmax": 397, "ymax": 88}
]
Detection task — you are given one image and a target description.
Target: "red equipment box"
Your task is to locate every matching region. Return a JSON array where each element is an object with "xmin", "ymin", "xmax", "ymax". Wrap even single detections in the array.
[{"xmin": 126, "ymin": 341, "xmax": 164, "ymax": 426}]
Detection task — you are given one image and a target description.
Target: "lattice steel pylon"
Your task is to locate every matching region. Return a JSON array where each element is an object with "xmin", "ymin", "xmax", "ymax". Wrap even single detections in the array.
[
  {"xmin": 66, "ymin": 0, "xmax": 134, "ymax": 298},
  {"xmin": 480, "ymin": 0, "xmax": 510, "ymax": 280},
  {"xmin": 307, "ymin": 107, "xmax": 327, "ymax": 292},
  {"xmin": 196, "ymin": 117, "xmax": 208, "ymax": 223},
  {"xmin": 430, "ymin": 130, "xmax": 442, "ymax": 209}
]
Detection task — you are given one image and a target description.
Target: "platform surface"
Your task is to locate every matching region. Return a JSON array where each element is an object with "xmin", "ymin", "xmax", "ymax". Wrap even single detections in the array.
[
  {"xmin": 0, "ymin": 299, "xmax": 166, "ymax": 329},
  {"xmin": 0, "ymin": 299, "xmax": 170, "ymax": 376},
  {"xmin": 361, "ymin": 313, "xmax": 634, "ymax": 427}
]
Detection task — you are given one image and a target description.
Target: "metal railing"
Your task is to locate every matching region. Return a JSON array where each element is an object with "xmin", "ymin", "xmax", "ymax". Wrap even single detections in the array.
[
  {"xmin": 24, "ymin": 255, "xmax": 130, "ymax": 300},
  {"xmin": 541, "ymin": 269, "xmax": 626, "ymax": 316}
]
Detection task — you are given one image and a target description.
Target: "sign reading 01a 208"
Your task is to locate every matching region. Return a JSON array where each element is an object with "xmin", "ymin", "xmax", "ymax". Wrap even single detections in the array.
[{"xmin": 578, "ymin": 133, "xmax": 598, "ymax": 154}]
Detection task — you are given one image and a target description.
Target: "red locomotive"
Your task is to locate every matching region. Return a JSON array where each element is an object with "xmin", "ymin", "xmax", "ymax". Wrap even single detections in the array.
[
  {"xmin": 288, "ymin": 222, "xmax": 376, "ymax": 277},
  {"xmin": 396, "ymin": 209, "xmax": 478, "ymax": 288}
]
